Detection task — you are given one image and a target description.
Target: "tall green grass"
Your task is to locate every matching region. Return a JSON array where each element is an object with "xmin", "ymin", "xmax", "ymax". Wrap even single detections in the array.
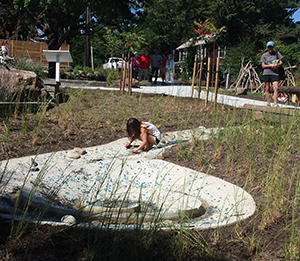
[{"xmin": 1, "ymin": 89, "xmax": 300, "ymax": 260}]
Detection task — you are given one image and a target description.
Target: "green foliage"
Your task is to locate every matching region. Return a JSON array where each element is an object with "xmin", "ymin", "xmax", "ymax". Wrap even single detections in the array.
[
  {"xmin": 106, "ymin": 69, "xmax": 121, "ymax": 86},
  {"xmin": 83, "ymin": 66, "xmax": 93, "ymax": 74},
  {"xmin": 120, "ymin": 31, "xmax": 148, "ymax": 55},
  {"xmin": 223, "ymin": 37, "xmax": 259, "ymax": 79},
  {"xmin": 73, "ymin": 65, "xmax": 83, "ymax": 75},
  {"xmin": 181, "ymin": 43, "xmax": 198, "ymax": 75},
  {"xmin": 10, "ymin": 59, "xmax": 46, "ymax": 79},
  {"xmin": 103, "ymin": 29, "xmax": 123, "ymax": 58}
]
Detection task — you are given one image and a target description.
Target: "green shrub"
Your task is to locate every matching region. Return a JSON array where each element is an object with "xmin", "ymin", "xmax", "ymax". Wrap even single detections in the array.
[
  {"xmin": 10, "ymin": 58, "xmax": 46, "ymax": 79},
  {"xmin": 83, "ymin": 66, "xmax": 93, "ymax": 75}
]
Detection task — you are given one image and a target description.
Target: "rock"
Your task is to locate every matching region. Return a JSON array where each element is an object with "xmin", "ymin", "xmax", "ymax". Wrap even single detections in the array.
[
  {"xmin": 67, "ymin": 150, "xmax": 81, "ymax": 159},
  {"xmin": 61, "ymin": 215, "xmax": 76, "ymax": 224},
  {"xmin": 139, "ymin": 80, "xmax": 152, "ymax": 86},
  {"xmin": 0, "ymin": 68, "xmax": 47, "ymax": 101},
  {"xmin": 236, "ymin": 88, "xmax": 247, "ymax": 95},
  {"xmin": 22, "ymin": 57, "xmax": 36, "ymax": 66},
  {"xmin": 125, "ymin": 78, "xmax": 139, "ymax": 88},
  {"xmin": 255, "ymin": 111, "xmax": 263, "ymax": 120},
  {"xmin": 73, "ymin": 147, "xmax": 87, "ymax": 155}
]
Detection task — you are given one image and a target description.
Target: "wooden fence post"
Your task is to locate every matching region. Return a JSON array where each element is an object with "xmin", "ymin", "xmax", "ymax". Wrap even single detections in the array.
[
  {"xmin": 190, "ymin": 54, "xmax": 198, "ymax": 97},
  {"xmin": 197, "ymin": 55, "xmax": 204, "ymax": 99},
  {"xmin": 205, "ymin": 57, "xmax": 211, "ymax": 107},
  {"xmin": 129, "ymin": 58, "xmax": 132, "ymax": 95},
  {"xmin": 120, "ymin": 53, "xmax": 124, "ymax": 90},
  {"xmin": 213, "ymin": 57, "xmax": 220, "ymax": 110},
  {"xmin": 122, "ymin": 58, "xmax": 127, "ymax": 94}
]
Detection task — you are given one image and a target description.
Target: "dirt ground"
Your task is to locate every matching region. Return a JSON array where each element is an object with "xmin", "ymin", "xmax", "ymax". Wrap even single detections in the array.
[{"xmin": 0, "ymin": 90, "xmax": 298, "ymax": 260}]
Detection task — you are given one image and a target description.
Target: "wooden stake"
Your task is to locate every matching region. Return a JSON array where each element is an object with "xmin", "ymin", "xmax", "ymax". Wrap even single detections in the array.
[
  {"xmin": 122, "ymin": 58, "xmax": 127, "ymax": 95},
  {"xmin": 197, "ymin": 55, "xmax": 204, "ymax": 99},
  {"xmin": 190, "ymin": 54, "xmax": 198, "ymax": 97},
  {"xmin": 213, "ymin": 57, "xmax": 220, "ymax": 110},
  {"xmin": 205, "ymin": 57, "xmax": 211, "ymax": 107},
  {"xmin": 11, "ymin": 40, "xmax": 14, "ymax": 57},
  {"xmin": 120, "ymin": 53, "xmax": 124, "ymax": 90},
  {"xmin": 129, "ymin": 58, "xmax": 132, "ymax": 95}
]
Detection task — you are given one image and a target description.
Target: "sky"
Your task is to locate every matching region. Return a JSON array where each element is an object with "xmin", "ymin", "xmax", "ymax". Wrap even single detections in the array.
[{"xmin": 291, "ymin": 8, "xmax": 300, "ymax": 22}]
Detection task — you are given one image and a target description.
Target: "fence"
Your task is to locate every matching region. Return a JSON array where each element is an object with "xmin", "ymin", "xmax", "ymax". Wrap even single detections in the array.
[{"xmin": 0, "ymin": 39, "xmax": 70, "ymax": 67}]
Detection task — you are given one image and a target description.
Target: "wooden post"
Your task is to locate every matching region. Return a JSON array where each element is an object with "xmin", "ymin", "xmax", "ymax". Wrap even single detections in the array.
[
  {"xmin": 205, "ymin": 57, "xmax": 211, "ymax": 107},
  {"xmin": 122, "ymin": 57, "xmax": 127, "ymax": 94},
  {"xmin": 40, "ymin": 42, "xmax": 43, "ymax": 65},
  {"xmin": 11, "ymin": 40, "xmax": 14, "ymax": 57},
  {"xmin": 197, "ymin": 55, "xmax": 204, "ymax": 99},
  {"xmin": 120, "ymin": 53, "xmax": 124, "ymax": 90},
  {"xmin": 213, "ymin": 57, "xmax": 220, "ymax": 110},
  {"xmin": 190, "ymin": 54, "xmax": 198, "ymax": 97},
  {"xmin": 129, "ymin": 58, "xmax": 132, "ymax": 95}
]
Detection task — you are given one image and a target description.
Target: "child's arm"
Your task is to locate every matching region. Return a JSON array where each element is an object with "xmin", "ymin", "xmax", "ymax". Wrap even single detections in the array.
[
  {"xmin": 125, "ymin": 138, "xmax": 134, "ymax": 148},
  {"xmin": 132, "ymin": 128, "xmax": 148, "ymax": 153}
]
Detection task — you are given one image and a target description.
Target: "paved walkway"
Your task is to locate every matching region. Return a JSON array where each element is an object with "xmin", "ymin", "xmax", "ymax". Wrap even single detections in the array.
[
  {"xmin": 63, "ymin": 80, "xmax": 298, "ymax": 110},
  {"xmin": 0, "ymin": 127, "xmax": 256, "ymax": 230}
]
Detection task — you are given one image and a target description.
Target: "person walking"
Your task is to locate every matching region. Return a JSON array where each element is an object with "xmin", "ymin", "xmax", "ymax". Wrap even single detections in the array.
[{"xmin": 260, "ymin": 41, "xmax": 283, "ymax": 107}]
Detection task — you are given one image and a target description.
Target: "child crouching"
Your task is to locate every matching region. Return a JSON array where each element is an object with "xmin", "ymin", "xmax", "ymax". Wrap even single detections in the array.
[{"xmin": 125, "ymin": 118, "xmax": 161, "ymax": 153}]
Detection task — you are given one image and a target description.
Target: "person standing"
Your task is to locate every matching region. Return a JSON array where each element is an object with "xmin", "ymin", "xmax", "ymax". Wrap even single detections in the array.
[
  {"xmin": 139, "ymin": 50, "xmax": 151, "ymax": 81},
  {"xmin": 151, "ymin": 50, "xmax": 162, "ymax": 85},
  {"xmin": 161, "ymin": 53, "xmax": 168, "ymax": 85},
  {"xmin": 1, "ymin": 41, "xmax": 14, "ymax": 65},
  {"xmin": 260, "ymin": 41, "xmax": 283, "ymax": 107},
  {"xmin": 165, "ymin": 54, "xmax": 175, "ymax": 84},
  {"xmin": 132, "ymin": 51, "xmax": 140, "ymax": 80}
]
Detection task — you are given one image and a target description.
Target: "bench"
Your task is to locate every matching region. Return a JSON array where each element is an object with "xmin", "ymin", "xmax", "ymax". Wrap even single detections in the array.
[{"xmin": 269, "ymin": 86, "xmax": 300, "ymax": 103}]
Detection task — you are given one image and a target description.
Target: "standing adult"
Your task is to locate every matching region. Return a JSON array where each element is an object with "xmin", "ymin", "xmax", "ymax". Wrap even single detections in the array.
[
  {"xmin": 139, "ymin": 50, "xmax": 151, "ymax": 81},
  {"xmin": 151, "ymin": 50, "xmax": 162, "ymax": 85},
  {"xmin": 165, "ymin": 54, "xmax": 175, "ymax": 84},
  {"xmin": 260, "ymin": 41, "xmax": 283, "ymax": 107},
  {"xmin": 161, "ymin": 53, "xmax": 168, "ymax": 85},
  {"xmin": 132, "ymin": 51, "xmax": 140, "ymax": 80},
  {"xmin": 1, "ymin": 41, "xmax": 14, "ymax": 65}
]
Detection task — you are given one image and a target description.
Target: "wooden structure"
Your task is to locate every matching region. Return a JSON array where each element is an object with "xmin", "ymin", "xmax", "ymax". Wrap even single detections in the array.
[
  {"xmin": 243, "ymin": 104, "xmax": 296, "ymax": 116},
  {"xmin": 229, "ymin": 59, "xmax": 262, "ymax": 93},
  {"xmin": 0, "ymin": 39, "xmax": 70, "ymax": 67}
]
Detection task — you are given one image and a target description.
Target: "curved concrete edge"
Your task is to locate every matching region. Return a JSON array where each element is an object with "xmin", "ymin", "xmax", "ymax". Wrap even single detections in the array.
[{"xmin": 0, "ymin": 127, "xmax": 256, "ymax": 230}]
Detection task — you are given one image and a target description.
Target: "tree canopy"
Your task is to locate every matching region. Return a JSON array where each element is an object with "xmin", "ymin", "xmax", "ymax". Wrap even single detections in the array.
[{"xmin": 1, "ymin": 0, "xmax": 300, "ymax": 75}]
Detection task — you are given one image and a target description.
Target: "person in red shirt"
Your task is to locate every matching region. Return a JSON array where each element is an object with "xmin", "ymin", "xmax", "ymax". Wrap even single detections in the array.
[{"xmin": 139, "ymin": 50, "xmax": 151, "ymax": 81}]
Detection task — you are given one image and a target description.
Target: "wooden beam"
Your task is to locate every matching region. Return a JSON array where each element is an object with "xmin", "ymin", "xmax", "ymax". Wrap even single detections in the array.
[
  {"xmin": 243, "ymin": 104, "xmax": 297, "ymax": 116},
  {"xmin": 270, "ymin": 86, "xmax": 300, "ymax": 94}
]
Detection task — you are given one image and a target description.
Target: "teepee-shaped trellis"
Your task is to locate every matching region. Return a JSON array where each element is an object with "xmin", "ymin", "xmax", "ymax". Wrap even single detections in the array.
[
  {"xmin": 230, "ymin": 57, "xmax": 263, "ymax": 93},
  {"xmin": 280, "ymin": 63, "xmax": 297, "ymax": 87}
]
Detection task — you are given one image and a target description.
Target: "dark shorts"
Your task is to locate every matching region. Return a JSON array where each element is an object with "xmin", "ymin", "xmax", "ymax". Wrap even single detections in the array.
[
  {"xmin": 262, "ymin": 75, "xmax": 279, "ymax": 83},
  {"xmin": 155, "ymin": 137, "xmax": 160, "ymax": 145}
]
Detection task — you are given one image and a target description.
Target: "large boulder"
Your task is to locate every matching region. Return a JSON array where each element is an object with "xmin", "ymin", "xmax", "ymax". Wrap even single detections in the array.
[{"xmin": 0, "ymin": 68, "xmax": 48, "ymax": 101}]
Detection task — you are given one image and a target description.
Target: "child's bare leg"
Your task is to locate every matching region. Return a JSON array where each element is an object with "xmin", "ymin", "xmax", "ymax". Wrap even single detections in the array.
[{"xmin": 143, "ymin": 135, "xmax": 156, "ymax": 152}]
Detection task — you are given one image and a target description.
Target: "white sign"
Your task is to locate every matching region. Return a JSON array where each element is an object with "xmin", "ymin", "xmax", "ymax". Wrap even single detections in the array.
[{"xmin": 43, "ymin": 50, "xmax": 73, "ymax": 82}]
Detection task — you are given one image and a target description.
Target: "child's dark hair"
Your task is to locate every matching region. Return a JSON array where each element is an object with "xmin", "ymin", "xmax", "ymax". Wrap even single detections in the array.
[{"xmin": 127, "ymin": 118, "xmax": 141, "ymax": 140}]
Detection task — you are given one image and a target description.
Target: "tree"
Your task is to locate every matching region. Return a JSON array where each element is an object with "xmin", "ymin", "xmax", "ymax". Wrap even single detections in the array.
[
  {"xmin": 214, "ymin": 0, "xmax": 300, "ymax": 78},
  {"xmin": 138, "ymin": 0, "xmax": 214, "ymax": 54}
]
